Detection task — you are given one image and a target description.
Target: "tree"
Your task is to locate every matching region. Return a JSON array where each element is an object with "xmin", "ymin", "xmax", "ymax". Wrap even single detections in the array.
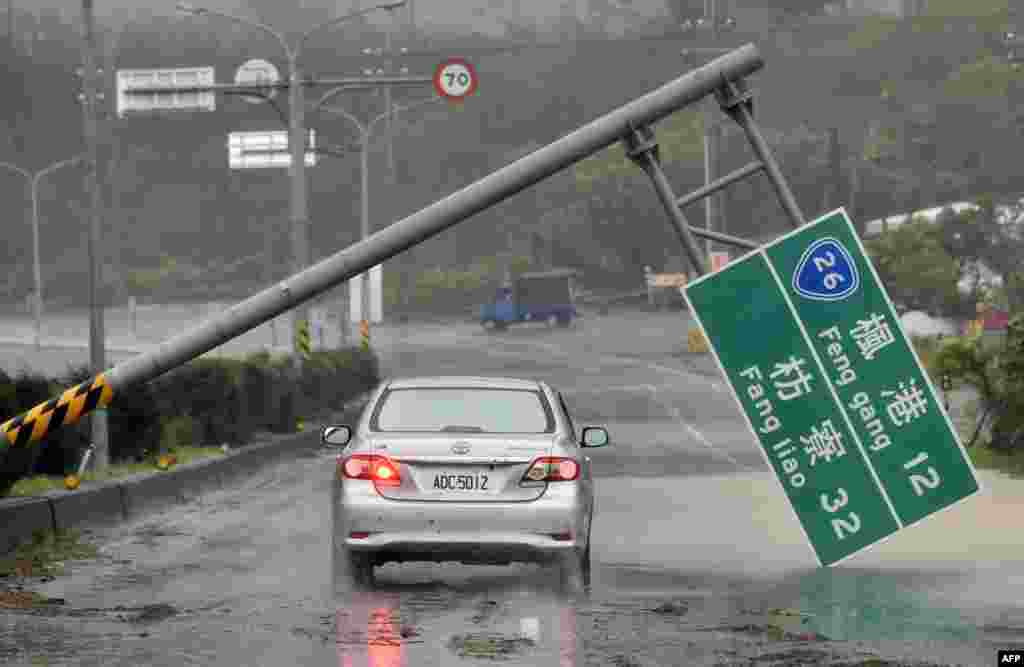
[
  {"xmin": 937, "ymin": 197, "xmax": 1024, "ymax": 312},
  {"xmin": 865, "ymin": 216, "xmax": 967, "ymax": 317}
]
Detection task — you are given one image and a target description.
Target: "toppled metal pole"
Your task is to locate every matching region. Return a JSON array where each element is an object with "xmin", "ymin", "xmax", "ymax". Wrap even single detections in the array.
[{"xmin": 1, "ymin": 44, "xmax": 764, "ymax": 453}]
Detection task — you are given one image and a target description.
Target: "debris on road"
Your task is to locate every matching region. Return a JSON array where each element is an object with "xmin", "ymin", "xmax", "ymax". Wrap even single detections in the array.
[
  {"xmin": 649, "ymin": 600, "xmax": 689, "ymax": 616},
  {"xmin": 0, "ymin": 591, "xmax": 48, "ymax": 608},
  {"xmin": 131, "ymin": 602, "xmax": 178, "ymax": 624},
  {"xmin": 447, "ymin": 632, "xmax": 536, "ymax": 659}
]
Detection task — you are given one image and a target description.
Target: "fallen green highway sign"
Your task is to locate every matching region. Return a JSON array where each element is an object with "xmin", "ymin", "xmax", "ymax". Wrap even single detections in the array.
[{"xmin": 684, "ymin": 208, "xmax": 982, "ymax": 567}]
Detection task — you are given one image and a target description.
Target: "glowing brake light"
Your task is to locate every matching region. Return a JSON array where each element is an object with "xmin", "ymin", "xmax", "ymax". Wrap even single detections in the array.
[
  {"xmin": 521, "ymin": 457, "xmax": 579, "ymax": 483},
  {"xmin": 340, "ymin": 454, "xmax": 401, "ymax": 486}
]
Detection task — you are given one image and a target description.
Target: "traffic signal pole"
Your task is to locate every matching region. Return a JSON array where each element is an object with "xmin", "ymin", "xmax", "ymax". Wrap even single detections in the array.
[{"xmin": 3, "ymin": 44, "xmax": 806, "ymax": 461}]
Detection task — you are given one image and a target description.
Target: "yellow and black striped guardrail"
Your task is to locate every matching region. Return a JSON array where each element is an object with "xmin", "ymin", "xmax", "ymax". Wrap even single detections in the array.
[
  {"xmin": 360, "ymin": 319, "xmax": 370, "ymax": 351},
  {"xmin": 1, "ymin": 373, "xmax": 113, "ymax": 451},
  {"xmin": 295, "ymin": 319, "xmax": 311, "ymax": 359}
]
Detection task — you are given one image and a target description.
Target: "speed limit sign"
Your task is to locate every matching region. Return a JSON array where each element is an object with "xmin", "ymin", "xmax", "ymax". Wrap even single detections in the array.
[{"xmin": 433, "ymin": 58, "xmax": 478, "ymax": 101}]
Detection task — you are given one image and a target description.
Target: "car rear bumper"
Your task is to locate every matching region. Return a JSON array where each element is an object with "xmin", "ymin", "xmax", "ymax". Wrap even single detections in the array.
[
  {"xmin": 335, "ymin": 480, "xmax": 588, "ymax": 565},
  {"xmin": 346, "ymin": 533, "xmax": 579, "ymax": 565}
]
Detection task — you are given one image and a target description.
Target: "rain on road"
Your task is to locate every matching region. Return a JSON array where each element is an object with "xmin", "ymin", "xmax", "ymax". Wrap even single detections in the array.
[{"xmin": 2, "ymin": 310, "xmax": 1024, "ymax": 666}]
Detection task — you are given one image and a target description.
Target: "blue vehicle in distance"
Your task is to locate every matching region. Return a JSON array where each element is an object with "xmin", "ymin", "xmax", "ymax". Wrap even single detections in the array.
[{"xmin": 479, "ymin": 268, "xmax": 579, "ymax": 331}]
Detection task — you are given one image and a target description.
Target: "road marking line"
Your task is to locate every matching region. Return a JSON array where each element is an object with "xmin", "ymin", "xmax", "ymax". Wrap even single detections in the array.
[
  {"xmin": 643, "ymin": 384, "xmax": 751, "ymax": 471},
  {"xmin": 488, "ymin": 338, "xmax": 726, "ymax": 393}
]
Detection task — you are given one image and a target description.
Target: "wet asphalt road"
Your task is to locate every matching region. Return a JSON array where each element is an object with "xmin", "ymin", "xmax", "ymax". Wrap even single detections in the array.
[{"xmin": 2, "ymin": 309, "xmax": 1024, "ymax": 666}]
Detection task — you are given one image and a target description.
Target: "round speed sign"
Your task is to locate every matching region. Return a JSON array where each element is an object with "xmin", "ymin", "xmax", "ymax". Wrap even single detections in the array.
[{"xmin": 433, "ymin": 58, "xmax": 478, "ymax": 101}]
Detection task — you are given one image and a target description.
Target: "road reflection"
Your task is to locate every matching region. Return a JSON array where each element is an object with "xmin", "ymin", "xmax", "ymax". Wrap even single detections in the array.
[
  {"xmin": 333, "ymin": 585, "xmax": 581, "ymax": 666},
  {"xmin": 783, "ymin": 566, "xmax": 979, "ymax": 642}
]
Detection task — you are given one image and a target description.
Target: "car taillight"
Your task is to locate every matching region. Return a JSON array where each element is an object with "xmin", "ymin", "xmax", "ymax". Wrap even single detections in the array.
[
  {"xmin": 340, "ymin": 454, "xmax": 401, "ymax": 486},
  {"xmin": 521, "ymin": 457, "xmax": 579, "ymax": 483}
]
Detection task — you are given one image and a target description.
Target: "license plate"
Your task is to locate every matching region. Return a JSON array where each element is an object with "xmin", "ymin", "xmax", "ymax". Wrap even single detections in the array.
[{"xmin": 432, "ymin": 471, "xmax": 490, "ymax": 492}]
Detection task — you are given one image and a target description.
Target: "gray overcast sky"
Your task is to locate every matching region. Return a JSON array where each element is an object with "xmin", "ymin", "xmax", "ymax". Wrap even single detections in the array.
[{"xmin": 21, "ymin": 0, "xmax": 674, "ymax": 38}]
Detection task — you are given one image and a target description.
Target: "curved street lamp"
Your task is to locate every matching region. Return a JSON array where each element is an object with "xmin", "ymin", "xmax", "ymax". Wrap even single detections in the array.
[
  {"xmin": 322, "ymin": 94, "xmax": 444, "ymax": 326},
  {"xmin": 175, "ymin": 0, "xmax": 406, "ymax": 355},
  {"xmin": 0, "ymin": 156, "xmax": 86, "ymax": 349}
]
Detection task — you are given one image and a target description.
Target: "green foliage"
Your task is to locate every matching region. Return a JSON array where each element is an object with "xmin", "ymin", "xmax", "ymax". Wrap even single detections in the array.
[
  {"xmin": 943, "ymin": 55, "xmax": 1018, "ymax": 100},
  {"xmin": 388, "ymin": 258, "xmax": 534, "ymax": 314},
  {"xmin": 920, "ymin": 0, "xmax": 1012, "ymax": 26},
  {"xmin": 865, "ymin": 217, "xmax": 967, "ymax": 316},
  {"xmin": 573, "ymin": 111, "xmax": 703, "ymax": 191},
  {"xmin": 847, "ymin": 16, "xmax": 901, "ymax": 51},
  {"xmin": 0, "ymin": 528, "xmax": 97, "ymax": 578},
  {"xmin": 509, "ymin": 255, "xmax": 532, "ymax": 276},
  {"xmin": 160, "ymin": 416, "xmax": 197, "ymax": 451},
  {"xmin": 932, "ymin": 314, "xmax": 1024, "ymax": 452}
]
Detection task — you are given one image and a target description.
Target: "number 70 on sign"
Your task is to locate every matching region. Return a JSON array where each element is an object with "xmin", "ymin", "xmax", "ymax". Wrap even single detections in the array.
[{"xmin": 433, "ymin": 58, "xmax": 479, "ymax": 101}]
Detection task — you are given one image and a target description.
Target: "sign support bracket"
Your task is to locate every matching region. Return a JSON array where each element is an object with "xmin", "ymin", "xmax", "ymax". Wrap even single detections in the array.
[
  {"xmin": 714, "ymin": 77, "xmax": 805, "ymax": 229},
  {"xmin": 624, "ymin": 123, "xmax": 710, "ymax": 276},
  {"xmin": 624, "ymin": 75, "xmax": 808, "ymax": 265}
]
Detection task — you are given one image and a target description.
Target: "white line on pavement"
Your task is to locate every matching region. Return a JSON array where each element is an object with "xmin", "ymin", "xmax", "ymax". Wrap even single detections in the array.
[
  {"xmin": 490, "ymin": 338, "xmax": 726, "ymax": 393},
  {"xmin": 643, "ymin": 383, "xmax": 751, "ymax": 471}
]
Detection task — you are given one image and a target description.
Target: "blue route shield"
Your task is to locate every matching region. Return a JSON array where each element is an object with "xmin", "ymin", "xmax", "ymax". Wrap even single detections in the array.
[{"xmin": 791, "ymin": 237, "xmax": 860, "ymax": 302}]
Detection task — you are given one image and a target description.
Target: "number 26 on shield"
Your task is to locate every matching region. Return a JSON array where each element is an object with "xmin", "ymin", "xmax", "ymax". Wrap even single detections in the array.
[{"xmin": 813, "ymin": 251, "xmax": 845, "ymax": 291}]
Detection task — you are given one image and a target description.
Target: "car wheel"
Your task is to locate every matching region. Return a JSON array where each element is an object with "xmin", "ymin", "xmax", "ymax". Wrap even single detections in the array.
[
  {"xmin": 482, "ymin": 319, "xmax": 497, "ymax": 332},
  {"xmin": 558, "ymin": 548, "xmax": 588, "ymax": 594},
  {"xmin": 580, "ymin": 535, "xmax": 592, "ymax": 588}
]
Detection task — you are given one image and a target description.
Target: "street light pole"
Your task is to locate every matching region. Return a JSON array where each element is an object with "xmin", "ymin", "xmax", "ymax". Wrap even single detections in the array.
[
  {"xmin": 178, "ymin": 0, "xmax": 406, "ymax": 365},
  {"xmin": 323, "ymin": 96, "xmax": 441, "ymax": 336},
  {"xmin": 80, "ymin": 0, "xmax": 108, "ymax": 469},
  {"xmin": 1, "ymin": 158, "xmax": 84, "ymax": 350}
]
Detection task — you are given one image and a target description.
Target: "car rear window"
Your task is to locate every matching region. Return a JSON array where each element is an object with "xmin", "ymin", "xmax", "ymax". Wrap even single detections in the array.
[{"xmin": 371, "ymin": 387, "xmax": 555, "ymax": 433}]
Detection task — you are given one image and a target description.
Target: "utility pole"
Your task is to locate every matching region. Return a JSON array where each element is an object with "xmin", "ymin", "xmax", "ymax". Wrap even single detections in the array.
[
  {"xmin": 361, "ymin": 19, "xmax": 415, "ymax": 328},
  {"xmin": 322, "ymin": 96, "xmax": 440, "ymax": 336},
  {"xmin": 80, "ymin": 0, "xmax": 109, "ymax": 469},
  {"xmin": 173, "ymin": 0, "xmax": 412, "ymax": 422},
  {"xmin": 287, "ymin": 31, "xmax": 312, "ymax": 366},
  {"xmin": 704, "ymin": 0, "xmax": 724, "ymax": 258}
]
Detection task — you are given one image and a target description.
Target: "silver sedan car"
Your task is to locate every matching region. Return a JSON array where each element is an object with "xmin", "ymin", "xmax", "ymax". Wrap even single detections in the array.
[{"xmin": 322, "ymin": 376, "xmax": 610, "ymax": 590}]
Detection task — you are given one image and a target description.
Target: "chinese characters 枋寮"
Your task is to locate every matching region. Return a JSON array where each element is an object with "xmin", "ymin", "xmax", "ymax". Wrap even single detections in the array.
[
  {"xmin": 801, "ymin": 418, "xmax": 847, "ymax": 466},
  {"xmin": 770, "ymin": 355, "xmax": 814, "ymax": 401}
]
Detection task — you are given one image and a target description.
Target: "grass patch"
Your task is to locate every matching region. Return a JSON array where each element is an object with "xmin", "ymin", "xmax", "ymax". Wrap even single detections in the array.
[
  {"xmin": 3, "ymin": 445, "xmax": 225, "ymax": 498},
  {"xmin": 946, "ymin": 396, "xmax": 1024, "ymax": 478},
  {"xmin": 0, "ymin": 528, "xmax": 98, "ymax": 578},
  {"xmin": 966, "ymin": 443, "xmax": 1024, "ymax": 478}
]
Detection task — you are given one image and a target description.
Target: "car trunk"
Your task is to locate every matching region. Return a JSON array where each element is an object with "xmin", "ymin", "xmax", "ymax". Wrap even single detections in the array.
[{"xmin": 369, "ymin": 433, "xmax": 554, "ymax": 502}]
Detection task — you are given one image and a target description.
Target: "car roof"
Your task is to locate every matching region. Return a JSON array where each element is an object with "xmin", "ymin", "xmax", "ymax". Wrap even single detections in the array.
[{"xmin": 385, "ymin": 376, "xmax": 545, "ymax": 391}]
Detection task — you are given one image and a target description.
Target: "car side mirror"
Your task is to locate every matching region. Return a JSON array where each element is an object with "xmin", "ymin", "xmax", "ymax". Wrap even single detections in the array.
[
  {"xmin": 580, "ymin": 426, "xmax": 609, "ymax": 448},
  {"xmin": 322, "ymin": 425, "xmax": 352, "ymax": 448}
]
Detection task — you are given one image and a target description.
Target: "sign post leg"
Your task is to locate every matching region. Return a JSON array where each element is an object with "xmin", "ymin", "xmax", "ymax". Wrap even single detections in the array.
[
  {"xmin": 624, "ymin": 124, "xmax": 710, "ymax": 277},
  {"xmin": 716, "ymin": 78, "xmax": 805, "ymax": 229}
]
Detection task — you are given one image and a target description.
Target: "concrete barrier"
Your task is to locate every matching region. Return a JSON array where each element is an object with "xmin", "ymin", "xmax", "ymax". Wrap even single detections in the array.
[
  {"xmin": 1, "ymin": 391, "xmax": 374, "ymax": 554},
  {"xmin": 119, "ymin": 456, "xmax": 226, "ymax": 519},
  {"xmin": 0, "ymin": 497, "xmax": 55, "ymax": 554},
  {"xmin": 46, "ymin": 483, "xmax": 125, "ymax": 531},
  {"xmin": 219, "ymin": 432, "xmax": 320, "ymax": 487}
]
